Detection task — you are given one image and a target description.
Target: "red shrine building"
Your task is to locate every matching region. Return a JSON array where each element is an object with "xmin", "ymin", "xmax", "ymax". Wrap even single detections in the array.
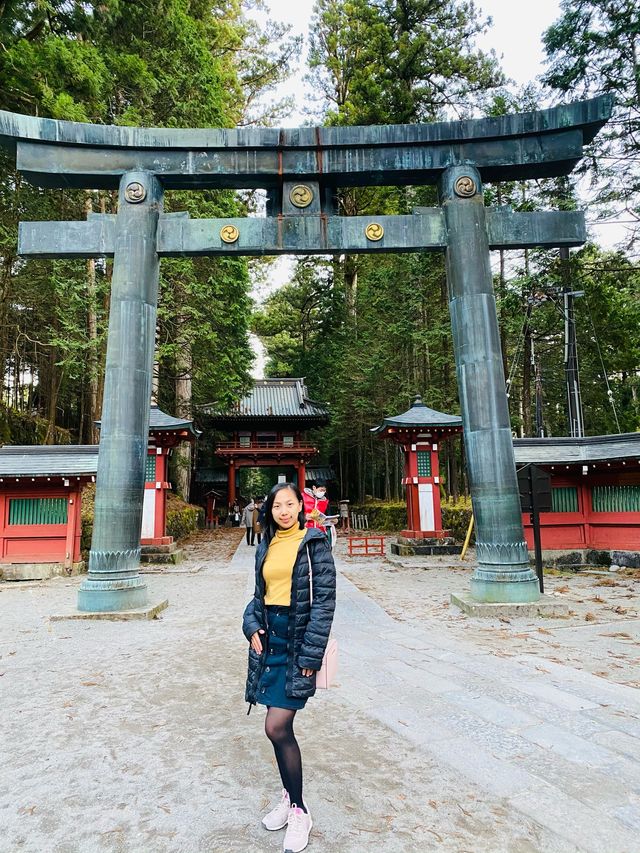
[
  {"xmin": 0, "ymin": 405, "xmax": 198, "ymax": 580},
  {"xmin": 197, "ymin": 378, "xmax": 330, "ymax": 504},
  {"xmin": 372, "ymin": 396, "xmax": 462, "ymax": 540},
  {"xmin": 513, "ymin": 433, "xmax": 640, "ymax": 559}
]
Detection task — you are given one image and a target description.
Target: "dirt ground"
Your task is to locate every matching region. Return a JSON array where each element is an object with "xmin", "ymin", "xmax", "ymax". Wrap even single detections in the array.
[
  {"xmin": 179, "ymin": 526, "xmax": 245, "ymax": 563},
  {"xmin": 336, "ymin": 534, "xmax": 640, "ymax": 689},
  {"xmin": 2, "ymin": 528, "xmax": 639, "ymax": 853}
]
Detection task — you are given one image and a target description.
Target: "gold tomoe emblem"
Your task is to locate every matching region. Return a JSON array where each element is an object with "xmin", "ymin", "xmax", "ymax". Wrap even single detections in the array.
[
  {"xmin": 220, "ymin": 224, "xmax": 240, "ymax": 243},
  {"xmin": 124, "ymin": 181, "xmax": 146, "ymax": 203},
  {"xmin": 289, "ymin": 185, "xmax": 314, "ymax": 208},
  {"xmin": 454, "ymin": 176, "xmax": 477, "ymax": 197},
  {"xmin": 365, "ymin": 222, "xmax": 384, "ymax": 241}
]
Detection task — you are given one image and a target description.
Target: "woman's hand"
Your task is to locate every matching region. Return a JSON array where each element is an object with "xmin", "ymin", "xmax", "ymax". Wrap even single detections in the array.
[
  {"xmin": 301, "ymin": 667, "xmax": 315, "ymax": 677},
  {"xmin": 250, "ymin": 629, "xmax": 265, "ymax": 654}
]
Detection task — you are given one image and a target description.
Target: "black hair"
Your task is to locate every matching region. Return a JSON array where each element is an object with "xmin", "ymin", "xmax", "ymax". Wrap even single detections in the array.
[{"xmin": 263, "ymin": 482, "xmax": 305, "ymax": 543}]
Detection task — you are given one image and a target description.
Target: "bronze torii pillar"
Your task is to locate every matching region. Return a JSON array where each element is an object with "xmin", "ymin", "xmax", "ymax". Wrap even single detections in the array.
[{"xmin": 0, "ymin": 96, "xmax": 612, "ymax": 610}]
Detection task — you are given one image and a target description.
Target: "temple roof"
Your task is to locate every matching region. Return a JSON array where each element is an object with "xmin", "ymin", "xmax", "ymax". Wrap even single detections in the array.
[
  {"xmin": 0, "ymin": 445, "xmax": 98, "ymax": 478},
  {"xmin": 372, "ymin": 396, "xmax": 462, "ymax": 433},
  {"xmin": 200, "ymin": 379, "xmax": 329, "ymax": 423},
  {"xmin": 513, "ymin": 433, "xmax": 640, "ymax": 465},
  {"xmin": 0, "ymin": 405, "xmax": 197, "ymax": 479},
  {"xmin": 96, "ymin": 403, "xmax": 200, "ymax": 437}
]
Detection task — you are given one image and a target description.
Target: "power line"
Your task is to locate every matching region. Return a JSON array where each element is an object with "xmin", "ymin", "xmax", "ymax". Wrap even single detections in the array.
[{"xmin": 581, "ymin": 291, "xmax": 622, "ymax": 433}]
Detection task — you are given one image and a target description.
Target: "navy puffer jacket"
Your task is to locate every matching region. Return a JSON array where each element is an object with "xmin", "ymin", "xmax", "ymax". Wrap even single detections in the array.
[{"xmin": 242, "ymin": 527, "xmax": 336, "ymax": 709}]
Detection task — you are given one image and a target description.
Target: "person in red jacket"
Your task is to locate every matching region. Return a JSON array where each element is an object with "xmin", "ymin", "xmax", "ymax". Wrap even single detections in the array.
[{"xmin": 302, "ymin": 483, "xmax": 329, "ymax": 532}]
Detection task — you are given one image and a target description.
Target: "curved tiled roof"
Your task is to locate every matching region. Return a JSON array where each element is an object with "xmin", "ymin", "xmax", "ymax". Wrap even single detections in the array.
[
  {"xmin": 513, "ymin": 432, "xmax": 640, "ymax": 465},
  {"xmin": 200, "ymin": 378, "xmax": 329, "ymax": 421},
  {"xmin": 372, "ymin": 396, "xmax": 462, "ymax": 432},
  {"xmin": 0, "ymin": 445, "xmax": 98, "ymax": 478},
  {"xmin": 95, "ymin": 404, "xmax": 200, "ymax": 436}
]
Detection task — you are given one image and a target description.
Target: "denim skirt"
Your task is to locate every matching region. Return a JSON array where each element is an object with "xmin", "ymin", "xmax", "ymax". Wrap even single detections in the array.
[{"xmin": 256, "ymin": 605, "xmax": 307, "ymax": 711}]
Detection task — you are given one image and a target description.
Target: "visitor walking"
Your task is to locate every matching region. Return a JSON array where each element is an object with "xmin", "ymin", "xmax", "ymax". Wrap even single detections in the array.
[
  {"xmin": 253, "ymin": 498, "xmax": 264, "ymax": 546},
  {"xmin": 242, "ymin": 499, "xmax": 256, "ymax": 545},
  {"xmin": 242, "ymin": 482, "xmax": 336, "ymax": 853},
  {"xmin": 230, "ymin": 502, "xmax": 241, "ymax": 527}
]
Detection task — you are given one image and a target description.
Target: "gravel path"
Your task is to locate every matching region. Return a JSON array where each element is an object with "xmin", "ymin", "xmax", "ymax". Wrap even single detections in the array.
[{"xmin": 0, "ymin": 530, "xmax": 638, "ymax": 852}]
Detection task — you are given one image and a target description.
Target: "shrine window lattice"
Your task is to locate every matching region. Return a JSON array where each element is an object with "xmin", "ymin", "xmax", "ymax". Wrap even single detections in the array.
[
  {"xmin": 417, "ymin": 451, "xmax": 432, "ymax": 478},
  {"xmin": 8, "ymin": 497, "xmax": 68, "ymax": 525},
  {"xmin": 551, "ymin": 487, "xmax": 579, "ymax": 513},
  {"xmin": 145, "ymin": 455, "xmax": 157, "ymax": 482},
  {"xmin": 592, "ymin": 485, "xmax": 640, "ymax": 513}
]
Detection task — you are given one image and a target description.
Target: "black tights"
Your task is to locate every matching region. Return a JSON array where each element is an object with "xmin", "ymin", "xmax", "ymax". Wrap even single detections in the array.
[{"xmin": 264, "ymin": 707, "xmax": 306, "ymax": 812}]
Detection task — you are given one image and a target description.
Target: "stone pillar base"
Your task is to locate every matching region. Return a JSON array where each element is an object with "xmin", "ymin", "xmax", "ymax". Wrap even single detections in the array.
[
  {"xmin": 470, "ymin": 573, "xmax": 540, "ymax": 603},
  {"xmin": 52, "ymin": 598, "xmax": 168, "ymax": 621},
  {"xmin": 452, "ymin": 592, "xmax": 567, "ymax": 617},
  {"xmin": 77, "ymin": 575, "xmax": 148, "ymax": 612},
  {"xmin": 399, "ymin": 529, "xmax": 452, "ymax": 540},
  {"xmin": 79, "ymin": 547, "xmax": 148, "ymax": 612}
]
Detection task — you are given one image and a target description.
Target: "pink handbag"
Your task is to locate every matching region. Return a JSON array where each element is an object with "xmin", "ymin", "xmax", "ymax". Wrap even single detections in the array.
[
  {"xmin": 316, "ymin": 637, "xmax": 338, "ymax": 688},
  {"xmin": 307, "ymin": 545, "xmax": 338, "ymax": 689}
]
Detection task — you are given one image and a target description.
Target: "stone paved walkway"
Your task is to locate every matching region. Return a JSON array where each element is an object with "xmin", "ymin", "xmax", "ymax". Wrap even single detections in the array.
[{"xmin": 1, "ymin": 532, "xmax": 638, "ymax": 852}]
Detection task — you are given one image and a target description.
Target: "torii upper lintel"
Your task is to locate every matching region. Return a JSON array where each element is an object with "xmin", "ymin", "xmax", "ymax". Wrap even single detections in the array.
[{"xmin": 0, "ymin": 96, "xmax": 613, "ymax": 189}]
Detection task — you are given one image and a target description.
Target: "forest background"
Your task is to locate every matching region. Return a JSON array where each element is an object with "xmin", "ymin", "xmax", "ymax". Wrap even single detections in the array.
[{"xmin": 0, "ymin": 0, "xmax": 638, "ymax": 507}]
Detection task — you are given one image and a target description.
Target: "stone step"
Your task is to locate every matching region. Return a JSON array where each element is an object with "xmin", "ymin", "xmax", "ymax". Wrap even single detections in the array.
[
  {"xmin": 140, "ymin": 549, "xmax": 183, "ymax": 565},
  {"xmin": 391, "ymin": 542, "xmax": 462, "ymax": 557},
  {"xmin": 141, "ymin": 542, "xmax": 177, "ymax": 554}
]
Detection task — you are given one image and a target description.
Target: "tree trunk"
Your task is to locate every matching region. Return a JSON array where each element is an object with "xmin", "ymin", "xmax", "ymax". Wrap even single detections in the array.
[
  {"xmin": 521, "ymin": 250, "xmax": 533, "ymax": 436},
  {"xmin": 94, "ymin": 193, "xmax": 112, "ymax": 426},
  {"xmin": 344, "ymin": 255, "xmax": 358, "ymax": 321},
  {"xmin": 44, "ymin": 349, "xmax": 62, "ymax": 444},
  {"xmin": 384, "ymin": 439, "xmax": 391, "ymax": 500},
  {"xmin": 496, "ymin": 186, "xmax": 509, "ymax": 380},
  {"xmin": 84, "ymin": 193, "xmax": 100, "ymax": 443},
  {"xmin": 356, "ymin": 428, "xmax": 364, "ymax": 503},
  {"xmin": 174, "ymin": 338, "xmax": 193, "ymax": 502}
]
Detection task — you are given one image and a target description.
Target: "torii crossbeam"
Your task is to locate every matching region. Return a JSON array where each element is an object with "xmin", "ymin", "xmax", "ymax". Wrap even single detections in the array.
[{"xmin": 0, "ymin": 96, "xmax": 612, "ymax": 611}]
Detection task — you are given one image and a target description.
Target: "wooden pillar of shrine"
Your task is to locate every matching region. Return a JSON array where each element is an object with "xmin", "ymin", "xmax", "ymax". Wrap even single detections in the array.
[
  {"xmin": 297, "ymin": 462, "xmax": 306, "ymax": 493},
  {"xmin": 227, "ymin": 461, "xmax": 236, "ymax": 504}
]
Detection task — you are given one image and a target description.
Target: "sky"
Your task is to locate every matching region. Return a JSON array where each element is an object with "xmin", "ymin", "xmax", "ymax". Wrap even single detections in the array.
[
  {"xmin": 248, "ymin": 0, "xmax": 618, "ymax": 376},
  {"xmin": 260, "ymin": 0, "xmax": 565, "ymax": 117}
]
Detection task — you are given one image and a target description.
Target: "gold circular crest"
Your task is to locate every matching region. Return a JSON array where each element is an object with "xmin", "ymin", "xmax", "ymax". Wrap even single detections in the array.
[
  {"xmin": 289, "ymin": 185, "xmax": 314, "ymax": 208},
  {"xmin": 220, "ymin": 224, "xmax": 240, "ymax": 243},
  {"xmin": 124, "ymin": 181, "xmax": 146, "ymax": 203},
  {"xmin": 365, "ymin": 222, "xmax": 384, "ymax": 241},
  {"xmin": 454, "ymin": 176, "xmax": 477, "ymax": 198}
]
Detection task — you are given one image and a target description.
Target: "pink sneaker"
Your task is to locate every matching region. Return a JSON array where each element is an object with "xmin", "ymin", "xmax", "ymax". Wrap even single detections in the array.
[
  {"xmin": 283, "ymin": 804, "xmax": 313, "ymax": 853},
  {"xmin": 262, "ymin": 789, "xmax": 290, "ymax": 831}
]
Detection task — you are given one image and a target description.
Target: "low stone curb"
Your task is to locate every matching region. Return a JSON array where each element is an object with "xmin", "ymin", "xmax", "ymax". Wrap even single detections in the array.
[
  {"xmin": 49, "ymin": 598, "xmax": 169, "ymax": 621},
  {"xmin": 450, "ymin": 592, "xmax": 569, "ymax": 618}
]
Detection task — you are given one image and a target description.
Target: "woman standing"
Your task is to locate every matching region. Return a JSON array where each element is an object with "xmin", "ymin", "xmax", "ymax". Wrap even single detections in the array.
[{"xmin": 242, "ymin": 482, "xmax": 336, "ymax": 853}]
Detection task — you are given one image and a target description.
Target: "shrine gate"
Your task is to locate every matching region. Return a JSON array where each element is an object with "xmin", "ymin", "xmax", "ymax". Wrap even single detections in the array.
[{"xmin": 0, "ymin": 95, "xmax": 612, "ymax": 611}]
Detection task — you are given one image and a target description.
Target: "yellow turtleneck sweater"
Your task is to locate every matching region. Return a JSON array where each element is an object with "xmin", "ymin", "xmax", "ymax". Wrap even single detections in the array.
[{"xmin": 263, "ymin": 524, "xmax": 307, "ymax": 605}]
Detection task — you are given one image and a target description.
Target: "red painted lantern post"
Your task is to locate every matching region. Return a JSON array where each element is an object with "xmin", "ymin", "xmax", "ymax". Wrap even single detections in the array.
[{"xmin": 373, "ymin": 396, "xmax": 463, "ymax": 543}]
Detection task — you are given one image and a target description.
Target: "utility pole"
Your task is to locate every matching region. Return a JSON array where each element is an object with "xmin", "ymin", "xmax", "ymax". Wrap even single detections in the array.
[
  {"xmin": 533, "ymin": 342, "xmax": 545, "ymax": 437},
  {"xmin": 560, "ymin": 247, "xmax": 584, "ymax": 438}
]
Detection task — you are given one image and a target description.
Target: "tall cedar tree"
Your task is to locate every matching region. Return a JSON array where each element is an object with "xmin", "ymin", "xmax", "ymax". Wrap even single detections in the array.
[
  {"xmin": 542, "ymin": 0, "xmax": 640, "ymax": 248},
  {"xmin": 0, "ymin": 1, "xmax": 298, "ymax": 501}
]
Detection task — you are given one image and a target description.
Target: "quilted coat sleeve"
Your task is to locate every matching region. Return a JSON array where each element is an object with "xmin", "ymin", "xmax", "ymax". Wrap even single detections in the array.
[
  {"xmin": 297, "ymin": 536, "xmax": 336, "ymax": 670},
  {"xmin": 242, "ymin": 595, "xmax": 261, "ymax": 642}
]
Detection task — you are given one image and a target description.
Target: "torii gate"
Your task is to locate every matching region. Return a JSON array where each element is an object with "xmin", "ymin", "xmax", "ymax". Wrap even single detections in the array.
[{"xmin": 0, "ymin": 96, "xmax": 612, "ymax": 611}]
